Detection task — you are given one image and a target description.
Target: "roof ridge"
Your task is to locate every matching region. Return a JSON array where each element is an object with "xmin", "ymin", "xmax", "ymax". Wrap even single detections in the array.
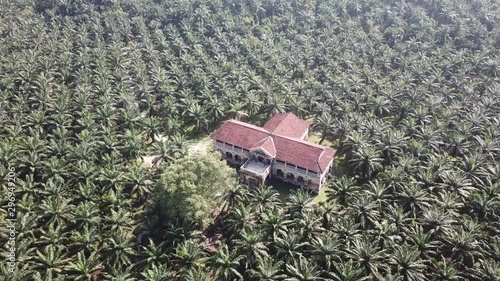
[
  {"xmin": 270, "ymin": 112, "xmax": 293, "ymax": 134},
  {"xmin": 251, "ymin": 135, "xmax": 271, "ymax": 146},
  {"xmin": 274, "ymin": 134, "xmax": 334, "ymax": 151},
  {"xmin": 250, "ymin": 136, "xmax": 276, "ymax": 157},
  {"xmin": 227, "ymin": 119, "xmax": 270, "ymax": 133}
]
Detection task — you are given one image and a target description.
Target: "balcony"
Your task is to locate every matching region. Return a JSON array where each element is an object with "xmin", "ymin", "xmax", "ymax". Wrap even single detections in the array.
[{"xmin": 240, "ymin": 159, "xmax": 271, "ymax": 179}]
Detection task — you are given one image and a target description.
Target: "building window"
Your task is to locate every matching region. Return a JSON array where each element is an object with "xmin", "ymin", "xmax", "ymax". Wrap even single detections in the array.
[{"xmin": 235, "ymin": 155, "xmax": 242, "ymax": 162}]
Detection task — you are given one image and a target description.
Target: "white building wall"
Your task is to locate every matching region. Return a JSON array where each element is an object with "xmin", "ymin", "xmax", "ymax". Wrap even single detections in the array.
[
  {"xmin": 272, "ymin": 161, "xmax": 322, "ymax": 191},
  {"xmin": 213, "ymin": 141, "xmax": 250, "ymax": 165},
  {"xmin": 319, "ymin": 159, "xmax": 333, "ymax": 186}
]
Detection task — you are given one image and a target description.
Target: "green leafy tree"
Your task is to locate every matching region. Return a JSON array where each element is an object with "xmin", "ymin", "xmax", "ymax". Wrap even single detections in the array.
[{"xmin": 152, "ymin": 151, "xmax": 237, "ymax": 229}]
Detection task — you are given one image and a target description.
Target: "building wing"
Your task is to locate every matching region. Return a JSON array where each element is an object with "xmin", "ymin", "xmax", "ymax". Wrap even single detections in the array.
[
  {"xmin": 212, "ymin": 113, "xmax": 335, "ymax": 174},
  {"xmin": 263, "ymin": 112, "xmax": 310, "ymax": 139}
]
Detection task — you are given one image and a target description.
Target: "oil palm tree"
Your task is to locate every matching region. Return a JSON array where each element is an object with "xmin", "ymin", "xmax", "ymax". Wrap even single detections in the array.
[
  {"xmin": 275, "ymin": 233, "xmax": 309, "ymax": 264},
  {"xmin": 234, "ymin": 229, "xmax": 269, "ymax": 268},
  {"xmin": 210, "ymin": 244, "xmax": 244, "ymax": 281},
  {"xmin": 286, "ymin": 189, "xmax": 314, "ymax": 218},
  {"xmin": 32, "ymin": 245, "xmax": 70, "ymax": 278},
  {"xmin": 311, "ymin": 234, "xmax": 341, "ymax": 271},
  {"xmin": 346, "ymin": 237, "xmax": 387, "ymax": 275},
  {"xmin": 247, "ymin": 256, "xmax": 287, "ymax": 280},
  {"xmin": 172, "ymin": 241, "xmax": 207, "ymax": 272},
  {"xmin": 259, "ymin": 207, "xmax": 291, "ymax": 243},
  {"xmin": 326, "ymin": 176, "xmax": 360, "ymax": 207},
  {"xmin": 348, "ymin": 144, "xmax": 384, "ymax": 180},
  {"xmin": 327, "ymin": 260, "xmax": 368, "ymax": 281},
  {"xmin": 313, "ymin": 112, "xmax": 335, "ymax": 145},
  {"xmin": 284, "ymin": 257, "xmax": 322, "ymax": 281},
  {"xmin": 65, "ymin": 251, "xmax": 103, "ymax": 281},
  {"xmin": 389, "ymin": 244, "xmax": 428, "ymax": 281}
]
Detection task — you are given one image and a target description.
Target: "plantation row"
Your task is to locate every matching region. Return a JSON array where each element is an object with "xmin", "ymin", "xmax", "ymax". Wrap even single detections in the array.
[{"xmin": 0, "ymin": 0, "xmax": 499, "ymax": 280}]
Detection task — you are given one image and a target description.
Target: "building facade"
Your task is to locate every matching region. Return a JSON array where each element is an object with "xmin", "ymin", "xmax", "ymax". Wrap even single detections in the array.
[{"xmin": 211, "ymin": 113, "xmax": 336, "ymax": 191}]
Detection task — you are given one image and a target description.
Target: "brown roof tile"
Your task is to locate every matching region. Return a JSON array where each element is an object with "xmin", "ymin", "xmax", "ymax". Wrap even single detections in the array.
[
  {"xmin": 263, "ymin": 112, "xmax": 310, "ymax": 139},
  {"xmin": 250, "ymin": 136, "xmax": 276, "ymax": 157},
  {"xmin": 211, "ymin": 120, "xmax": 269, "ymax": 150},
  {"xmin": 212, "ymin": 113, "xmax": 335, "ymax": 174},
  {"xmin": 273, "ymin": 135, "xmax": 336, "ymax": 173}
]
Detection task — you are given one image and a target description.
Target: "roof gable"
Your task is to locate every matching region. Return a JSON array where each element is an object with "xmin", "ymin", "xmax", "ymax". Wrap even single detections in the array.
[
  {"xmin": 263, "ymin": 112, "xmax": 310, "ymax": 139},
  {"xmin": 250, "ymin": 136, "xmax": 276, "ymax": 157}
]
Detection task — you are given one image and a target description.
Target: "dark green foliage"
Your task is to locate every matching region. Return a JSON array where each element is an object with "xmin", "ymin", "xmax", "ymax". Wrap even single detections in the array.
[{"xmin": 0, "ymin": 0, "xmax": 499, "ymax": 280}]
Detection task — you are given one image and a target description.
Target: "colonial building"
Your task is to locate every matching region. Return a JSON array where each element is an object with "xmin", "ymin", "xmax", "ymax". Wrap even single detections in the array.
[{"xmin": 211, "ymin": 112, "xmax": 336, "ymax": 191}]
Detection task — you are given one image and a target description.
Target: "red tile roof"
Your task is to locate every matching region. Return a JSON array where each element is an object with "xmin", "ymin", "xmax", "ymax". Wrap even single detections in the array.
[
  {"xmin": 273, "ymin": 135, "xmax": 336, "ymax": 173},
  {"xmin": 263, "ymin": 112, "xmax": 310, "ymax": 139},
  {"xmin": 250, "ymin": 136, "xmax": 277, "ymax": 157},
  {"xmin": 211, "ymin": 120, "xmax": 269, "ymax": 150},
  {"xmin": 212, "ymin": 113, "xmax": 336, "ymax": 173}
]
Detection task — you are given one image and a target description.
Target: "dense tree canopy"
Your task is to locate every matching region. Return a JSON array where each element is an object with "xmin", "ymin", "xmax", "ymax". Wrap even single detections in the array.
[
  {"xmin": 0, "ymin": 0, "xmax": 499, "ymax": 280},
  {"xmin": 152, "ymin": 152, "xmax": 236, "ymax": 229}
]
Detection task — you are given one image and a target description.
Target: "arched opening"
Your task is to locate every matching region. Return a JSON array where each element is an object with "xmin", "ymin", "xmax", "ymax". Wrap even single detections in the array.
[
  {"xmin": 298, "ymin": 176, "xmax": 304, "ymax": 184},
  {"xmin": 234, "ymin": 155, "xmax": 242, "ymax": 163},
  {"xmin": 276, "ymin": 169, "xmax": 284, "ymax": 178},
  {"xmin": 287, "ymin": 173, "xmax": 295, "ymax": 181},
  {"xmin": 257, "ymin": 156, "xmax": 264, "ymax": 163},
  {"xmin": 225, "ymin": 152, "xmax": 233, "ymax": 160}
]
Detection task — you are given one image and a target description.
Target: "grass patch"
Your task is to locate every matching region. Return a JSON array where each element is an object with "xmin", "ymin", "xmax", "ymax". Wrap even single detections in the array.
[
  {"xmin": 267, "ymin": 178, "xmax": 328, "ymax": 204},
  {"xmin": 313, "ymin": 187, "xmax": 328, "ymax": 203},
  {"xmin": 187, "ymin": 135, "xmax": 212, "ymax": 155},
  {"xmin": 308, "ymin": 131, "xmax": 338, "ymax": 148}
]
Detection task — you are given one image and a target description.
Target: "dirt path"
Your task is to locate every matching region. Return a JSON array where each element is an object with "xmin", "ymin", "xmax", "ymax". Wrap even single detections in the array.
[
  {"xmin": 187, "ymin": 137, "xmax": 211, "ymax": 155},
  {"xmin": 140, "ymin": 136, "xmax": 212, "ymax": 168}
]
